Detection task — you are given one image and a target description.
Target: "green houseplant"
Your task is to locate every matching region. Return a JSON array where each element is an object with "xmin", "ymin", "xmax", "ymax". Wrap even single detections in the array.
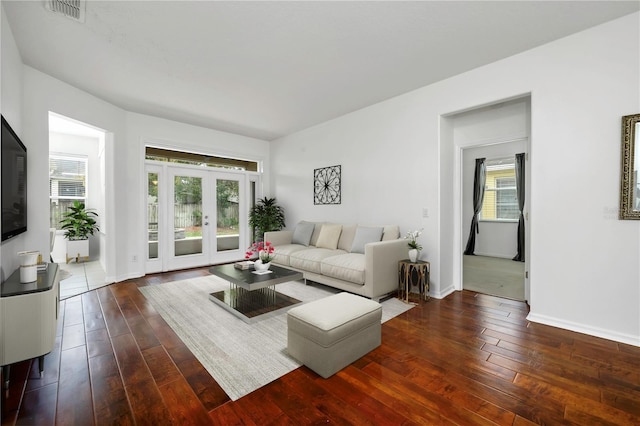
[
  {"xmin": 248, "ymin": 197, "xmax": 285, "ymax": 242},
  {"xmin": 60, "ymin": 201, "xmax": 99, "ymax": 263}
]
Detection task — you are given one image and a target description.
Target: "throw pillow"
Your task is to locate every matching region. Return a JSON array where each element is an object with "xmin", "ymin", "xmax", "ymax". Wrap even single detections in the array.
[
  {"xmin": 350, "ymin": 226, "xmax": 384, "ymax": 254},
  {"xmin": 382, "ymin": 225, "xmax": 400, "ymax": 241},
  {"xmin": 292, "ymin": 221, "xmax": 315, "ymax": 246},
  {"xmin": 315, "ymin": 224, "xmax": 343, "ymax": 250},
  {"xmin": 310, "ymin": 222, "xmax": 324, "ymax": 246},
  {"xmin": 338, "ymin": 224, "xmax": 357, "ymax": 251}
]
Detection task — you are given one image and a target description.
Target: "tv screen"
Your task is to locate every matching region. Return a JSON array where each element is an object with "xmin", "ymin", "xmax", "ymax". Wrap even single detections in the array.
[{"xmin": 1, "ymin": 115, "xmax": 27, "ymax": 241}]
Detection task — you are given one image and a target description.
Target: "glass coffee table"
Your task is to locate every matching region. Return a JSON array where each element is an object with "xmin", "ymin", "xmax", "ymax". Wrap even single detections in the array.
[{"xmin": 208, "ymin": 263, "xmax": 304, "ymax": 323}]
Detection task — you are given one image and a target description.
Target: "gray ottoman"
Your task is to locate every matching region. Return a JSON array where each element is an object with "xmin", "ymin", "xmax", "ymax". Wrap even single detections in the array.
[{"xmin": 287, "ymin": 292, "xmax": 382, "ymax": 378}]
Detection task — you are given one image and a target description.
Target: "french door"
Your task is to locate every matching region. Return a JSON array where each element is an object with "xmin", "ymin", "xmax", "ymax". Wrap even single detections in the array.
[{"xmin": 145, "ymin": 163, "xmax": 251, "ymax": 273}]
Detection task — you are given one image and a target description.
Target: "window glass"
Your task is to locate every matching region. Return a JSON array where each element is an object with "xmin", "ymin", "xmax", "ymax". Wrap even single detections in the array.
[
  {"xmin": 50, "ymin": 155, "xmax": 88, "ymax": 230},
  {"xmin": 481, "ymin": 158, "xmax": 519, "ymax": 221}
]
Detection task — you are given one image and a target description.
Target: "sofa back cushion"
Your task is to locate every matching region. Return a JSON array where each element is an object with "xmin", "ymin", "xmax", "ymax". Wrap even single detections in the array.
[
  {"xmin": 292, "ymin": 221, "xmax": 315, "ymax": 246},
  {"xmin": 338, "ymin": 224, "xmax": 357, "ymax": 251},
  {"xmin": 350, "ymin": 226, "xmax": 384, "ymax": 254},
  {"xmin": 382, "ymin": 225, "xmax": 400, "ymax": 240},
  {"xmin": 309, "ymin": 222, "xmax": 324, "ymax": 246},
  {"xmin": 315, "ymin": 224, "xmax": 343, "ymax": 250}
]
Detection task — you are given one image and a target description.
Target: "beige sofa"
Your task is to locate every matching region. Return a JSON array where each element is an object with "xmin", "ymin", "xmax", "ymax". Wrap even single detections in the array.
[{"xmin": 265, "ymin": 221, "xmax": 407, "ymax": 301}]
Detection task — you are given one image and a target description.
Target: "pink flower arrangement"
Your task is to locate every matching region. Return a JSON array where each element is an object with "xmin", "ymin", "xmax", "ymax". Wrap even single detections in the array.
[{"xmin": 245, "ymin": 241, "xmax": 275, "ymax": 263}]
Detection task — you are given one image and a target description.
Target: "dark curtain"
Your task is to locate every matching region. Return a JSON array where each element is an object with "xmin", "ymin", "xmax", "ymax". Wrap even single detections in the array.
[
  {"xmin": 464, "ymin": 158, "xmax": 486, "ymax": 255},
  {"xmin": 513, "ymin": 153, "xmax": 525, "ymax": 262}
]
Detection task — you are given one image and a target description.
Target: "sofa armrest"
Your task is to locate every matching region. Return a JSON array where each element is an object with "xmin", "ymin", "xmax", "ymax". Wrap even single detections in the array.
[
  {"xmin": 264, "ymin": 230, "xmax": 294, "ymax": 246},
  {"xmin": 364, "ymin": 239, "xmax": 408, "ymax": 300}
]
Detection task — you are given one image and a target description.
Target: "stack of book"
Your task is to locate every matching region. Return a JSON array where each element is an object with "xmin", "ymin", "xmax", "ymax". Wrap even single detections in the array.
[
  {"xmin": 234, "ymin": 261, "xmax": 254, "ymax": 270},
  {"xmin": 37, "ymin": 262, "xmax": 48, "ymax": 272}
]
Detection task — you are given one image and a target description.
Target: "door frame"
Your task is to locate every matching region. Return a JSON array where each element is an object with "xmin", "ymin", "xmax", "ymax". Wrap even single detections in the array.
[
  {"xmin": 144, "ymin": 160, "xmax": 260, "ymax": 273},
  {"xmin": 457, "ymin": 138, "xmax": 530, "ymax": 302}
]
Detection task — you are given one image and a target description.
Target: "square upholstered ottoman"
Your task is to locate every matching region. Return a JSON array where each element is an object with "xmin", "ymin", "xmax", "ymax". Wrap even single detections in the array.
[{"xmin": 287, "ymin": 292, "xmax": 382, "ymax": 378}]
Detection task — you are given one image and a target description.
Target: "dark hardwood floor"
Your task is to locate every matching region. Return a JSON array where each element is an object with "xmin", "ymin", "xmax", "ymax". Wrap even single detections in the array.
[{"xmin": 2, "ymin": 267, "xmax": 639, "ymax": 425}]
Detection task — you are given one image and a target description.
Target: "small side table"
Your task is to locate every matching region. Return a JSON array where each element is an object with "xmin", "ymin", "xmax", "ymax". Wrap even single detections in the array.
[{"xmin": 398, "ymin": 259, "xmax": 430, "ymax": 303}]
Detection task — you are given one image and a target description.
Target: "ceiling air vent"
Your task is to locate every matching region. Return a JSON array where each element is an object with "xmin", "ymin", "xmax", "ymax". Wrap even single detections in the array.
[{"xmin": 45, "ymin": 0, "xmax": 85, "ymax": 23}]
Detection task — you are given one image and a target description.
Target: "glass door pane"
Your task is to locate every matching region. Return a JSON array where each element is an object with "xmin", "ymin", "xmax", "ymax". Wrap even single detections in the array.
[
  {"xmin": 174, "ymin": 175, "xmax": 203, "ymax": 257},
  {"xmin": 148, "ymin": 172, "xmax": 159, "ymax": 259},
  {"xmin": 216, "ymin": 178, "xmax": 240, "ymax": 252}
]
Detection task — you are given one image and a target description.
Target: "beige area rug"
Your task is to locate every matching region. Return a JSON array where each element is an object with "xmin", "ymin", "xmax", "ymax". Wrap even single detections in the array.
[
  {"xmin": 463, "ymin": 255, "xmax": 525, "ymax": 300},
  {"xmin": 139, "ymin": 276, "xmax": 413, "ymax": 401}
]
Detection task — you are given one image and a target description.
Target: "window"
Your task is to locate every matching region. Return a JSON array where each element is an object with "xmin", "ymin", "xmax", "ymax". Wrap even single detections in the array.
[
  {"xmin": 145, "ymin": 147, "xmax": 258, "ymax": 171},
  {"xmin": 481, "ymin": 158, "xmax": 519, "ymax": 221},
  {"xmin": 50, "ymin": 155, "xmax": 88, "ymax": 229}
]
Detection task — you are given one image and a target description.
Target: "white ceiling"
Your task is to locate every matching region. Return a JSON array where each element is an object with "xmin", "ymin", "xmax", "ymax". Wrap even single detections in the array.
[{"xmin": 3, "ymin": 1, "xmax": 639, "ymax": 141}]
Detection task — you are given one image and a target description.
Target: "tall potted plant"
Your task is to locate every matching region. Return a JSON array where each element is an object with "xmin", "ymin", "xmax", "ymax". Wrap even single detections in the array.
[
  {"xmin": 60, "ymin": 201, "xmax": 99, "ymax": 263},
  {"xmin": 248, "ymin": 197, "xmax": 285, "ymax": 242}
]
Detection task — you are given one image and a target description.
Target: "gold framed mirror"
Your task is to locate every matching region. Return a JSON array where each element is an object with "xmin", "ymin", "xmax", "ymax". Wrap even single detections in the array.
[{"xmin": 619, "ymin": 113, "xmax": 640, "ymax": 219}]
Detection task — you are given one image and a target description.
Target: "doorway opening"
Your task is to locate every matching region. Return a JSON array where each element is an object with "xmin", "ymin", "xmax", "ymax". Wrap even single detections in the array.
[
  {"xmin": 48, "ymin": 112, "xmax": 109, "ymax": 299},
  {"xmin": 461, "ymin": 143, "xmax": 526, "ymax": 301},
  {"xmin": 144, "ymin": 146, "xmax": 260, "ymax": 273}
]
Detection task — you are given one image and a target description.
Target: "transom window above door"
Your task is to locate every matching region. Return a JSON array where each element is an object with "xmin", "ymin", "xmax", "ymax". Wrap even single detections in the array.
[{"xmin": 145, "ymin": 147, "xmax": 258, "ymax": 171}]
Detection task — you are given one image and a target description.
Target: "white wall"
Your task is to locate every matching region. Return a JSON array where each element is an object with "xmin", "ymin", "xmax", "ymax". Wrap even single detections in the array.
[
  {"xmin": 15, "ymin": 67, "xmax": 270, "ymax": 283},
  {"xmin": 272, "ymin": 13, "xmax": 640, "ymax": 345},
  {"xmin": 1, "ymin": 5, "xmax": 25, "ymax": 281},
  {"xmin": 20, "ymin": 67, "xmax": 125, "ymax": 282}
]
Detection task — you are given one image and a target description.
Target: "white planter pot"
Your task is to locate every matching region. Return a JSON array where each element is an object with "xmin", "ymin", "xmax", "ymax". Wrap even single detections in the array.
[
  {"xmin": 66, "ymin": 239, "xmax": 89, "ymax": 263},
  {"xmin": 408, "ymin": 249, "xmax": 419, "ymax": 263},
  {"xmin": 254, "ymin": 259, "xmax": 272, "ymax": 272}
]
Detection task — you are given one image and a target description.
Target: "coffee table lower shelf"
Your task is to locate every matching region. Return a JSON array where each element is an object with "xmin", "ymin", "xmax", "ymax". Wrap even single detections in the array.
[{"xmin": 209, "ymin": 285, "xmax": 301, "ymax": 324}]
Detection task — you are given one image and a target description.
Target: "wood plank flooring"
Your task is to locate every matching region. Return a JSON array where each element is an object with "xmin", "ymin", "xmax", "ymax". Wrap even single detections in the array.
[{"xmin": 2, "ymin": 267, "xmax": 639, "ymax": 425}]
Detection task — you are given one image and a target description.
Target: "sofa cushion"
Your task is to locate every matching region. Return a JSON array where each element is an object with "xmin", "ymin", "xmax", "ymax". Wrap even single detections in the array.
[
  {"xmin": 316, "ymin": 224, "xmax": 342, "ymax": 250},
  {"xmin": 292, "ymin": 221, "xmax": 315, "ymax": 246},
  {"xmin": 350, "ymin": 226, "xmax": 384, "ymax": 254},
  {"xmin": 272, "ymin": 244, "xmax": 308, "ymax": 266},
  {"xmin": 382, "ymin": 225, "xmax": 400, "ymax": 241},
  {"xmin": 310, "ymin": 222, "xmax": 325, "ymax": 247},
  {"xmin": 290, "ymin": 248, "xmax": 346, "ymax": 274},
  {"xmin": 321, "ymin": 253, "xmax": 366, "ymax": 285},
  {"xmin": 337, "ymin": 224, "xmax": 357, "ymax": 251}
]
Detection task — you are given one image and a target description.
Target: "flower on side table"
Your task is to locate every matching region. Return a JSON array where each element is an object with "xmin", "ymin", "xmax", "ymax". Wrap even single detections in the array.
[
  {"xmin": 245, "ymin": 241, "xmax": 275, "ymax": 263},
  {"xmin": 404, "ymin": 229, "xmax": 423, "ymax": 251}
]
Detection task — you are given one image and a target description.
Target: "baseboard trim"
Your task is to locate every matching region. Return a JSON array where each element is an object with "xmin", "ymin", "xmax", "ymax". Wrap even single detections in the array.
[
  {"xmin": 472, "ymin": 252, "xmax": 514, "ymax": 259},
  {"xmin": 111, "ymin": 272, "xmax": 144, "ymax": 283},
  {"xmin": 527, "ymin": 312, "xmax": 640, "ymax": 347},
  {"xmin": 432, "ymin": 284, "xmax": 456, "ymax": 299}
]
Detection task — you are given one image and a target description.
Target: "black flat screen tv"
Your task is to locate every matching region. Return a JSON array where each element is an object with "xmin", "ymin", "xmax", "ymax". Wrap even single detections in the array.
[{"xmin": 1, "ymin": 115, "xmax": 27, "ymax": 242}]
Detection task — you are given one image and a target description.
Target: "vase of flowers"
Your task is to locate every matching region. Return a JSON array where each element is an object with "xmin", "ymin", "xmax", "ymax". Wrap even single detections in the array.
[
  {"xmin": 405, "ymin": 228, "xmax": 423, "ymax": 262},
  {"xmin": 245, "ymin": 241, "xmax": 275, "ymax": 271}
]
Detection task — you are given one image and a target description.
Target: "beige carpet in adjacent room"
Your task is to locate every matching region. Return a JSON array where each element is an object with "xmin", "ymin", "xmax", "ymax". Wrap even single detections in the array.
[{"xmin": 463, "ymin": 255, "xmax": 525, "ymax": 300}]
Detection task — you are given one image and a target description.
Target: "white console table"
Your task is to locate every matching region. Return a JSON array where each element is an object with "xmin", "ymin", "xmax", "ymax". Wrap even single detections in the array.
[{"xmin": 1, "ymin": 263, "xmax": 60, "ymax": 389}]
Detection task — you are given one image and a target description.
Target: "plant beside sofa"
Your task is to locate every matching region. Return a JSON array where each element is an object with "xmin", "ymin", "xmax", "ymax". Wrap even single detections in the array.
[
  {"xmin": 60, "ymin": 201, "xmax": 99, "ymax": 263},
  {"xmin": 248, "ymin": 197, "xmax": 285, "ymax": 242}
]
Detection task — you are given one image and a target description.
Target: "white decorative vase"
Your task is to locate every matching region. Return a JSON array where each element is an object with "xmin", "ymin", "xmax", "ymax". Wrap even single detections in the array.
[
  {"xmin": 18, "ymin": 250, "xmax": 40, "ymax": 283},
  {"xmin": 408, "ymin": 249, "xmax": 419, "ymax": 263},
  {"xmin": 254, "ymin": 259, "xmax": 272, "ymax": 272}
]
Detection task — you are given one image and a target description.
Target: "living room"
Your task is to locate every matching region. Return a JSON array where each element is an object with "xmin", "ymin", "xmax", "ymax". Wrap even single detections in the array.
[{"xmin": 1, "ymin": 1, "xmax": 639, "ymax": 424}]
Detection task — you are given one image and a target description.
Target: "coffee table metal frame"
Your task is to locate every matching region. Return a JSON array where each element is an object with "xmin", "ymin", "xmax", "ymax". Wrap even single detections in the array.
[{"xmin": 208, "ymin": 264, "xmax": 304, "ymax": 323}]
